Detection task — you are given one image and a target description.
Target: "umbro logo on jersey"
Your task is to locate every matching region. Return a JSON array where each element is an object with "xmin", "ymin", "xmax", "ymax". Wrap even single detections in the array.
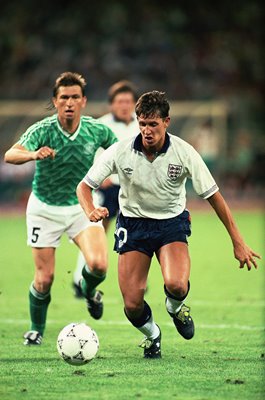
[
  {"xmin": 123, "ymin": 167, "xmax": 133, "ymax": 175},
  {"xmin": 168, "ymin": 164, "xmax": 182, "ymax": 181}
]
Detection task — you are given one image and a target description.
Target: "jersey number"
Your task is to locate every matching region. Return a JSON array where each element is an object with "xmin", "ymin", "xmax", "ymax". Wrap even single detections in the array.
[
  {"xmin": 31, "ymin": 227, "xmax": 41, "ymax": 243},
  {"xmin": 116, "ymin": 227, "xmax": 128, "ymax": 249}
]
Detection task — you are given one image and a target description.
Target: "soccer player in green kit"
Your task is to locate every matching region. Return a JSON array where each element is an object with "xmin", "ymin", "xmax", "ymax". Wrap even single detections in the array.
[{"xmin": 4, "ymin": 72, "xmax": 118, "ymax": 345}]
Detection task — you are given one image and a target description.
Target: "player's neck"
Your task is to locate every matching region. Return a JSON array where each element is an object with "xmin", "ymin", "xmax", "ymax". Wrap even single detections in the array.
[
  {"xmin": 59, "ymin": 117, "xmax": 79, "ymax": 134},
  {"xmin": 142, "ymin": 145, "xmax": 160, "ymax": 161}
]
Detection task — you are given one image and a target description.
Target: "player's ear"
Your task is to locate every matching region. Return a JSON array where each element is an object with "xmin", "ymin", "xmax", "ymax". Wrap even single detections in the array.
[
  {"xmin": 81, "ymin": 96, "xmax": 87, "ymax": 108},
  {"xmin": 52, "ymin": 97, "xmax": 57, "ymax": 109},
  {"xmin": 164, "ymin": 116, "xmax": 170, "ymax": 127}
]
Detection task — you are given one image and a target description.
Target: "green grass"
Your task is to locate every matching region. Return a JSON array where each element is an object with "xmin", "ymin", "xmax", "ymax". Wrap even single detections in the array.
[{"xmin": 0, "ymin": 211, "xmax": 264, "ymax": 400}]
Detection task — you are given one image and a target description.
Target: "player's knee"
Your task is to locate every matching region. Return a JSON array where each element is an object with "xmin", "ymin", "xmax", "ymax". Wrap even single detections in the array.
[
  {"xmin": 165, "ymin": 280, "xmax": 188, "ymax": 299},
  {"xmin": 35, "ymin": 272, "xmax": 54, "ymax": 293},
  {"xmin": 89, "ymin": 262, "xmax": 107, "ymax": 276},
  {"xmin": 89, "ymin": 255, "xmax": 108, "ymax": 275}
]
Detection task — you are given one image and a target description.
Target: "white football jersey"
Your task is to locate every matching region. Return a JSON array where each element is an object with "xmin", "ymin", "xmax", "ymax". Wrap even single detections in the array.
[
  {"xmin": 84, "ymin": 133, "xmax": 219, "ymax": 219},
  {"xmin": 98, "ymin": 113, "xmax": 139, "ymax": 141}
]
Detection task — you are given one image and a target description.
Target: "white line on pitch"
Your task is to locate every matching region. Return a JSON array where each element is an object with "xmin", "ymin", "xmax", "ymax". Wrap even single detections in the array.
[
  {"xmin": 0, "ymin": 319, "xmax": 263, "ymax": 331},
  {"xmin": 66, "ymin": 298, "xmax": 265, "ymax": 307}
]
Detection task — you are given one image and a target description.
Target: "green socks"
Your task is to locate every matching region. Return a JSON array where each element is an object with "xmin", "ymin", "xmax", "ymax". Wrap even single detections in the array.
[
  {"xmin": 29, "ymin": 283, "xmax": 51, "ymax": 336},
  {"xmin": 28, "ymin": 265, "xmax": 106, "ymax": 336},
  {"xmin": 81, "ymin": 265, "xmax": 106, "ymax": 299}
]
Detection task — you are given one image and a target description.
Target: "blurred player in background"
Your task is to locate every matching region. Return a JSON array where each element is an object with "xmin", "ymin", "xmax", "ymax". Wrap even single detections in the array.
[
  {"xmin": 4, "ymin": 72, "xmax": 117, "ymax": 345},
  {"xmin": 76, "ymin": 91, "xmax": 261, "ymax": 359},
  {"xmin": 73, "ymin": 80, "xmax": 139, "ymax": 297}
]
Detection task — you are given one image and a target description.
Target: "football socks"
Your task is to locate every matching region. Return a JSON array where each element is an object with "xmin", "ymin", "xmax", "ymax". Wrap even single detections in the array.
[
  {"xmin": 81, "ymin": 265, "xmax": 106, "ymax": 299},
  {"xmin": 164, "ymin": 282, "xmax": 190, "ymax": 314},
  {"xmin": 125, "ymin": 301, "xmax": 160, "ymax": 340},
  {"xmin": 29, "ymin": 282, "xmax": 51, "ymax": 336}
]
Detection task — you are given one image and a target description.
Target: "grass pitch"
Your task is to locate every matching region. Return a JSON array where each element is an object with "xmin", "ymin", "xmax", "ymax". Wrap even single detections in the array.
[{"xmin": 0, "ymin": 210, "xmax": 264, "ymax": 400}]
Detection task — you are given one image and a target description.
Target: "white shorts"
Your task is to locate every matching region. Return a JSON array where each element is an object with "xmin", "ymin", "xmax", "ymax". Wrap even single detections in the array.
[{"xmin": 26, "ymin": 192, "xmax": 103, "ymax": 248}]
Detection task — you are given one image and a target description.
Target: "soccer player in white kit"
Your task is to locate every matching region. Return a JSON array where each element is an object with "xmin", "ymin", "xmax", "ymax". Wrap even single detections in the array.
[
  {"xmin": 76, "ymin": 91, "xmax": 260, "ymax": 359},
  {"xmin": 4, "ymin": 72, "xmax": 117, "ymax": 345}
]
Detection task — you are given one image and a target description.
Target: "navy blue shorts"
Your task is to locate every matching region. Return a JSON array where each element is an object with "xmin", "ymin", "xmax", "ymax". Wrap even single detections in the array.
[
  {"xmin": 114, "ymin": 210, "xmax": 191, "ymax": 257},
  {"xmin": 97, "ymin": 185, "xmax": 120, "ymax": 218}
]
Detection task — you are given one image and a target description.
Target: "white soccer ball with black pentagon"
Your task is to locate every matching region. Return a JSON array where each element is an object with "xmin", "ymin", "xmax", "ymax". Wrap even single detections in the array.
[{"xmin": 57, "ymin": 322, "xmax": 99, "ymax": 365}]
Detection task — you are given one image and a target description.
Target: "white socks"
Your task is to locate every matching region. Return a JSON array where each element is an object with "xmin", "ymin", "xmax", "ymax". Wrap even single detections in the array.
[
  {"xmin": 165, "ymin": 297, "xmax": 183, "ymax": 314},
  {"xmin": 137, "ymin": 314, "xmax": 160, "ymax": 340}
]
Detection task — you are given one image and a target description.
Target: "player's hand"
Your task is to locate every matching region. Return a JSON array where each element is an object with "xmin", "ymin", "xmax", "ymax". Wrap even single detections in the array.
[
  {"xmin": 234, "ymin": 242, "xmax": 261, "ymax": 271},
  {"xmin": 35, "ymin": 146, "xmax": 56, "ymax": 160},
  {"xmin": 88, "ymin": 207, "xmax": 109, "ymax": 222}
]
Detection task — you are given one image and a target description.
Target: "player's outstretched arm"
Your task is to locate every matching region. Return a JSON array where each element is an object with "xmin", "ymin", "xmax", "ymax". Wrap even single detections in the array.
[
  {"xmin": 76, "ymin": 181, "xmax": 109, "ymax": 223},
  {"xmin": 207, "ymin": 191, "xmax": 261, "ymax": 271},
  {"xmin": 4, "ymin": 144, "xmax": 56, "ymax": 165}
]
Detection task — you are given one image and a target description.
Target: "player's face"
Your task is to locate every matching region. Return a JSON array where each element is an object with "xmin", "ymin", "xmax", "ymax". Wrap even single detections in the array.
[
  {"xmin": 53, "ymin": 85, "xmax": 87, "ymax": 128},
  {"xmin": 110, "ymin": 92, "xmax": 135, "ymax": 124},
  {"xmin": 138, "ymin": 115, "xmax": 170, "ymax": 151}
]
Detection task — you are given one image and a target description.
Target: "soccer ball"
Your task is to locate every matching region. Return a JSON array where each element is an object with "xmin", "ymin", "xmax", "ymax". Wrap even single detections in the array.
[{"xmin": 57, "ymin": 322, "xmax": 99, "ymax": 365}]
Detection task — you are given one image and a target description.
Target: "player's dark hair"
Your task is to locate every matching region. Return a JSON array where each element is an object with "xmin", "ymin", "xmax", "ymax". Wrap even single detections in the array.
[
  {"xmin": 108, "ymin": 80, "xmax": 138, "ymax": 103},
  {"xmin": 53, "ymin": 72, "xmax": 87, "ymax": 97},
  {"xmin": 135, "ymin": 91, "xmax": 170, "ymax": 119}
]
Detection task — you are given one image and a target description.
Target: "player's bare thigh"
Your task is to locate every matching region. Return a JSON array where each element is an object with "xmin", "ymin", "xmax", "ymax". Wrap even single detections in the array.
[
  {"xmin": 118, "ymin": 251, "xmax": 151, "ymax": 315},
  {"xmin": 73, "ymin": 226, "xmax": 108, "ymax": 273},
  {"xmin": 156, "ymin": 242, "xmax": 190, "ymax": 297}
]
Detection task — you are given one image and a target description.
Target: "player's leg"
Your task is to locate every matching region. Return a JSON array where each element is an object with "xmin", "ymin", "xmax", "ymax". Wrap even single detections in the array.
[
  {"xmin": 118, "ymin": 251, "xmax": 161, "ymax": 358},
  {"xmin": 24, "ymin": 193, "xmax": 61, "ymax": 345},
  {"xmin": 73, "ymin": 225, "xmax": 108, "ymax": 319},
  {"xmin": 72, "ymin": 250, "xmax": 86, "ymax": 298},
  {"xmin": 157, "ymin": 242, "xmax": 194, "ymax": 339},
  {"xmin": 24, "ymin": 247, "xmax": 55, "ymax": 345},
  {"xmin": 71, "ymin": 186, "xmax": 117, "ymax": 295},
  {"xmin": 72, "ymin": 228, "xmax": 109, "ymax": 299}
]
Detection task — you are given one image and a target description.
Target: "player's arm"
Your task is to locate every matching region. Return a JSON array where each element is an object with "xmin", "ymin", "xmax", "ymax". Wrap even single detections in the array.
[
  {"xmin": 207, "ymin": 191, "xmax": 261, "ymax": 270},
  {"xmin": 77, "ymin": 141, "xmax": 118, "ymax": 222},
  {"xmin": 76, "ymin": 181, "xmax": 109, "ymax": 222},
  {"xmin": 4, "ymin": 143, "xmax": 56, "ymax": 165}
]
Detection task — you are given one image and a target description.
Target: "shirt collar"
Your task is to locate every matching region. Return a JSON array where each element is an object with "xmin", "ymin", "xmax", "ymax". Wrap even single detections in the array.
[
  {"xmin": 133, "ymin": 132, "xmax": 170, "ymax": 153},
  {"xmin": 56, "ymin": 116, "xmax": 81, "ymax": 141}
]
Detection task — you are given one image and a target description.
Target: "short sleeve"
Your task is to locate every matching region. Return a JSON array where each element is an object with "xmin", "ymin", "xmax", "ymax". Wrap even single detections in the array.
[
  {"xmin": 83, "ymin": 142, "xmax": 118, "ymax": 189},
  {"xmin": 187, "ymin": 146, "xmax": 219, "ymax": 199},
  {"xmin": 17, "ymin": 123, "xmax": 42, "ymax": 151}
]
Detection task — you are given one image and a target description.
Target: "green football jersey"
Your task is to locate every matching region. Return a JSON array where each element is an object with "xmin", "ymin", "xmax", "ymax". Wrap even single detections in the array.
[{"xmin": 18, "ymin": 114, "xmax": 118, "ymax": 205}]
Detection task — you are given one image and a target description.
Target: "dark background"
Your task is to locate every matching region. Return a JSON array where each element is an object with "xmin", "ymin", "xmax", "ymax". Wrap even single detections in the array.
[
  {"xmin": 0, "ymin": 0, "xmax": 264, "ymax": 205},
  {"xmin": 1, "ymin": 1, "xmax": 263, "ymax": 102}
]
